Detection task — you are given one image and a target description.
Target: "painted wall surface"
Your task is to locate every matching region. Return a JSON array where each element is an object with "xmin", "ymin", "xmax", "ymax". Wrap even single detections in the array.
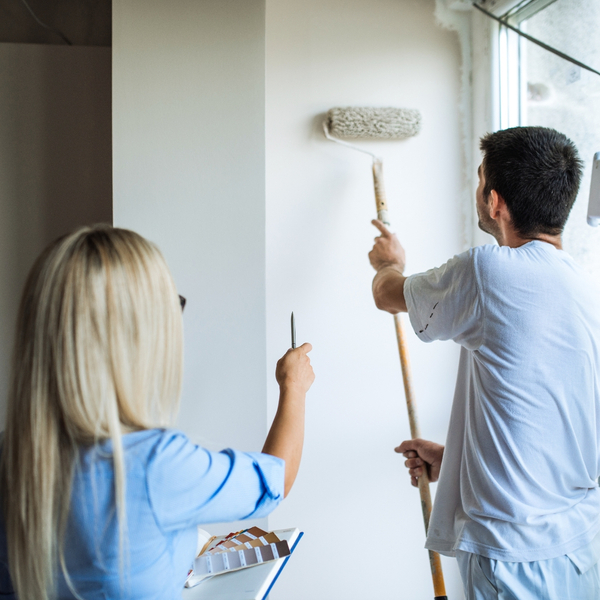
[
  {"xmin": 265, "ymin": 1, "xmax": 465, "ymax": 597},
  {"xmin": 111, "ymin": 0, "xmax": 268, "ymax": 532},
  {"xmin": 112, "ymin": 0, "xmax": 469, "ymax": 595},
  {"xmin": 0, "ymin": 43, "xmax": 111, "ymax": 427}
]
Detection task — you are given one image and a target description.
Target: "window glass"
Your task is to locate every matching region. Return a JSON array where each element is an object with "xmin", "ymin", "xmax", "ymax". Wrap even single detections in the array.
[{"xmin": 516, "ymin": 0, "xmax": 600, "ymax": 277}]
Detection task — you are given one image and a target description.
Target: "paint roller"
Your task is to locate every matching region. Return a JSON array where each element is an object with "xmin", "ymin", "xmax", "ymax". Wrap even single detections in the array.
[{"xmin": 324, "ymin": 107, "xmax": 448, "ymax": 600}]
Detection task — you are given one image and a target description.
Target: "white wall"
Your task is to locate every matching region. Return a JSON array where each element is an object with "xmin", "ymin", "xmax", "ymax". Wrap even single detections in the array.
[
  {"xmin": 111, "ymin": 0, "xmax": 268, "ymax": 532},
  {"xmin": 112, "ymin": 0, "xmax": 468, "ymax": 596},
  {"xmin": 0, "ymin": 43, "xmax": 111, "ymax": 426},
  {"xmin": 265, "ymin": 1, "xmax": 465, "ymax": 598}
]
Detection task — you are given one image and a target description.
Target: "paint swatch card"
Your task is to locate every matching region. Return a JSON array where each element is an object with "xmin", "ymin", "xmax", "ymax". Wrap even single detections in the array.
[
  {"xmin": 185, "ymin": 527, "xmax": 291, "ymax": 588},
  {"xmin": 182, "ymin": 528, "xmax": 302, "ymax": 600}
]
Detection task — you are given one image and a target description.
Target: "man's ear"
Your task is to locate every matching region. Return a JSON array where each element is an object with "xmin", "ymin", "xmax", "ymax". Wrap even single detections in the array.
[{"xmin": 489, "ymin": 190, "xmax": 507, "ymax": 221}]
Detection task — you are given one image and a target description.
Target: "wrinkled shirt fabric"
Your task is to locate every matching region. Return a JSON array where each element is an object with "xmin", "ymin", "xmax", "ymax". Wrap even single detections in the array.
[
  {"xmin": 0, "ymin": 429, "xmax": 284, "ymax": 599},
  {"xmin": 404, "ymin": 241, "xmax": 600, "ymax": 564}
]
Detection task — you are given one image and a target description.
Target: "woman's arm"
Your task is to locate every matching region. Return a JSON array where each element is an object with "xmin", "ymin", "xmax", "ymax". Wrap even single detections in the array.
[{"xmin": 262, "ymin": 343, "xmax": 314, "ymax": 497}]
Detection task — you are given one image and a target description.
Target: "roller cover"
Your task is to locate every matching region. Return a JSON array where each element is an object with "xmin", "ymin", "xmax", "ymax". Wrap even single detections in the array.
[{"xmin": 326, "ymin": 106, "xmax": 421, "ymax": 140}]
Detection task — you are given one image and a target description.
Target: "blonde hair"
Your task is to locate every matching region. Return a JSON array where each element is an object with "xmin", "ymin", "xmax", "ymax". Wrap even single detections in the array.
[{"xmin": 0, "ymin": 225, "xmax": 183, "ymax": 599}]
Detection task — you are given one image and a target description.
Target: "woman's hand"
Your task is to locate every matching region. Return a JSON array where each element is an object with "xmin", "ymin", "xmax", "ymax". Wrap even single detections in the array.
[
  {"xmin": 395, "ymin": 438, "xmax": 444, "ymax": 488},
  {"xmin": 262, "ymin": 343, "xmax": 314, "ymax": 497},
  {"xmin": 275, "ymin": 343, "xmax": 315, "ymax": 395}
]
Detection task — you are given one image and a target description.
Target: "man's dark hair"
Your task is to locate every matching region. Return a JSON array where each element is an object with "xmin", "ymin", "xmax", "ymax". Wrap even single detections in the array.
[{"xmin": 480, "ymin": 127, "xmax": 583, "ymax": 236}]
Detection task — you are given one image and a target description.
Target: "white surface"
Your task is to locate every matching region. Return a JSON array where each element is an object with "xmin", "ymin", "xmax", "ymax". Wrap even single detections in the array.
[
  {"xmin": 112, "ymin": 0, "xmax": 269, "ymax": 534},
  {"xmin": 112, "ymin": 0, "xmax": 470, "ymax": 597},
  {"xmin": 265, "ymin": 1, "xmax": 465, "ymax": 598},
  {"xmin": 111, "ymin": 0, "xmax": 267, "ymax": 452}
]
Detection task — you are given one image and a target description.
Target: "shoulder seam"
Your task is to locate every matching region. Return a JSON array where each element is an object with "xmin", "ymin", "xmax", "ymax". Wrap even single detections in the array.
[{"xmin": 471, "ymin": 248, "xmax": 485, "ymax": 350}]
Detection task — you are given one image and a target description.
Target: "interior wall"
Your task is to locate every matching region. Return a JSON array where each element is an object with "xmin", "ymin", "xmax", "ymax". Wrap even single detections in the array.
[
  {"xmin": 112, "ymin": 0, "xmax": 469, "ymax": 594},
  {"xmin": 0, "ymin": 43, "xmax": 112, "ymax": 427},
  {"xmin": 111, "ymin": 0, "xmax": 268, "ymax": 532},
  {"xmin": 265, "ymin": 1, "xmax": 465, "ymax": 598}
]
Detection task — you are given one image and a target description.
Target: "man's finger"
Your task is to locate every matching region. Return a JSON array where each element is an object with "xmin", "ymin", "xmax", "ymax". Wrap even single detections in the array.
[
  {"xmin": 296, "ymin": 342, "xmax": 312, "ymax": 353},
  {"xmin": 396, "ymin": 439, "xmax": 422, "ymax": 454},
  {"xmin": 409, "ymin": 467, "xmax": 424, "ymax": 477},
  {"xmin": 371, "ymin": 219, "xmax": 392, "ymax": 237}
]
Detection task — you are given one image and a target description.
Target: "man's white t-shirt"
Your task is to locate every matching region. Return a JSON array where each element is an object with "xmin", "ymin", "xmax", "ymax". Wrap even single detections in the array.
[{"xmin": 404, "ymin": 241, "xmax": 600, "ymax": 563}]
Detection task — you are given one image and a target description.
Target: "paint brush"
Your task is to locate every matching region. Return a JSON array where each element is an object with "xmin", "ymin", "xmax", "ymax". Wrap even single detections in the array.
[{"xmin": 291, "ymin": 312, "xmax": 296, "ymax": 349}]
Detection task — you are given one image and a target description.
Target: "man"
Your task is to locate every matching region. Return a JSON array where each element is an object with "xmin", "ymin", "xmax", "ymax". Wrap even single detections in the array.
[{"xmin": 369, "ymin": 127, "xmax": 600, "ymax": 599}]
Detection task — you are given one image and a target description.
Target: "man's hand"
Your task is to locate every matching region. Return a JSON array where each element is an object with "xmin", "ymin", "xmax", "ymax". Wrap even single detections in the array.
[
  {"xmin": 369, "ymin": 221, "xmax": 407, "ymax": 313},
  {"xmin": 368, "ymin": 220, "xmax": 406, "ymax": 272},
  {"xmin": 396, "ymin": 439, "xmax": 444, "ymax": 488}
]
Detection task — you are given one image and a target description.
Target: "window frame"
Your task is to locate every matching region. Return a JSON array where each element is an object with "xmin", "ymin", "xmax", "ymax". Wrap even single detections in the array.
[{"xmin": 497, "ymin": 0, "xmax": 560, "ymax": 129}]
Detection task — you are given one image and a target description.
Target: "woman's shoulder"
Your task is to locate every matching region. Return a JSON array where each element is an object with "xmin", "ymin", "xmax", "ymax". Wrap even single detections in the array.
[
  {"xmin": 116, "ymin": 428, "xmax": 190, "ymax": 462},
  {"xmin": 124, "ymin": 427, "xmax": 187, "ymax": 448},
  {"xmin": 76, "ymin": 429, "xmax": 194, "ymax": 470},
  {"xmin": 136, "ymin": 429, "xmax": 205, "ymax": 470}
]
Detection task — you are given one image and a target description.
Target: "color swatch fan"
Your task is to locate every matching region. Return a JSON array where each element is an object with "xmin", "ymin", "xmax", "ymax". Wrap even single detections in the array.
[
  {"xmin": 182, "ymin": 527, "xmax": 303, "ymax": 600},
  {"xmin": 186, "ymin": 527, "xmax": 290, "ymax": 587}
]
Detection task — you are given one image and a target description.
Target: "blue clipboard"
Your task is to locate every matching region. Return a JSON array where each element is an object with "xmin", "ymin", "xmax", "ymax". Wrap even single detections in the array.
[{"xmin": 259, "ymin": 531, "xmax": 304, "ymax": 600}]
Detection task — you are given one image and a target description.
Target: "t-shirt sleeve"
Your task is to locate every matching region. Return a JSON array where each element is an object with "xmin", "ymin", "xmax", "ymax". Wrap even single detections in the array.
[
  {"xmin": 403, "ymin": 248, "xmax": 483, "ymax": 349},
  {"xmin": 146, "ymin": 431, "xmax": 285, "ymax": 532}
]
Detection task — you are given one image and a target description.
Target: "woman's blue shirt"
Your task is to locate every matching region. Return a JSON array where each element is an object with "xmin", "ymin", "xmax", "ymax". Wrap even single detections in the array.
[{"xmin": 0, "ymin": 429, "xmax": 284, "ymax": 599}]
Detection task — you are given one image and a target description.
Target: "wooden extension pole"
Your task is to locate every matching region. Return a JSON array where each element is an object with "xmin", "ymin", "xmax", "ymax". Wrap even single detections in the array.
[{"xmin": 373, "ymin": 159, "xmax": 448, "ymax": 600}]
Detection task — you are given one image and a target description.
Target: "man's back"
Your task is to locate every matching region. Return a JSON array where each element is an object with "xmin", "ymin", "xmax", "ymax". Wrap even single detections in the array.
[
  {"xmin": 373, "ymin": 126, "xmax": 598, "ymax": 597},
  {"xmin": 404, "ymin": 241, "xmax": 600, "ymax": 561},
  {"xmin": 473, "ymin": 241, "xmax": 600, "ymax": 523}
]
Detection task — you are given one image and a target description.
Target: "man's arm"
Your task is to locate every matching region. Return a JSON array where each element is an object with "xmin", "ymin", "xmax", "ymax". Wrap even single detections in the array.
[{"xmin": 368, "ymin": 220, "xmax": 408, "ymax": 313}]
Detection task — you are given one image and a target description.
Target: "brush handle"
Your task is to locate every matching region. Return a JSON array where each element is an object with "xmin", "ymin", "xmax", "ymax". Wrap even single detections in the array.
[
  {"xmin": 372, "ymin": 160, "xmax": 391, "ymax": 227},
  {"xmin": 394, "ymin": 314, "xmax": 447, "ymax": 600},
  {"xmin": 373, "ymin": 162, "xmax": 447, "ymax": 599}
]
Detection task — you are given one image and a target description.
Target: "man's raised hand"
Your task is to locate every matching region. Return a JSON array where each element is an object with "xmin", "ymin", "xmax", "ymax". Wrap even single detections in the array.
[
  {"xmin": 396, "ymin": 438, "xmax": 444, "ymax": 488},
  {"xmin": 368, "ymin": 219, "xmax": 406, "ymax": 273}
]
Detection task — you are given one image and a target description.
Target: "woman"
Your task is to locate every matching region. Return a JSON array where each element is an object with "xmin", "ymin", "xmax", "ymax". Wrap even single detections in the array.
[{"xmin": 0, "ymin": 225, "xmax": 314, "ymax": 599}]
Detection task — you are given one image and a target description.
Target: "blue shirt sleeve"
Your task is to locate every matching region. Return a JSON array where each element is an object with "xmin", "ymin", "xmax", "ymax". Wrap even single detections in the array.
[{"xmin": 146, "ymin": 430, "xmax": 285, "ymax": 532}]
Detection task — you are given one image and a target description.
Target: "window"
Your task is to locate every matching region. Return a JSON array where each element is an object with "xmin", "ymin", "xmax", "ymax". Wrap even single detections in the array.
[{"xmin": 497, "ymin": 0, "xmax": 600, "ymax": 277}]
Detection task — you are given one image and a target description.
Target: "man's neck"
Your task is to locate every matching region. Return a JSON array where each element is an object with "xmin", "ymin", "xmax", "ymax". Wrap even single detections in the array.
[{"xmin": 496, "ymin": 229, "xmax": 562, "ymax": 250}]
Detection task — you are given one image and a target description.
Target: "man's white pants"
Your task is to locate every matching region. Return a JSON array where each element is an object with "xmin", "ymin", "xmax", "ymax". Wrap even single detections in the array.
[{"xmin": 456, "ymin": 550, "xmax": 600, "ymax": 600}]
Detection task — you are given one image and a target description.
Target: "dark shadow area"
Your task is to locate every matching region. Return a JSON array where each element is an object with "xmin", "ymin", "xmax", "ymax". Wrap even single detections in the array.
[
  {"xmin": 0, "ymin": 44, "xmax": 112, "ymax": 422},
  {"xmin": 0, "ymin": 0, "xmax": 111, "ymax": 46}
]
